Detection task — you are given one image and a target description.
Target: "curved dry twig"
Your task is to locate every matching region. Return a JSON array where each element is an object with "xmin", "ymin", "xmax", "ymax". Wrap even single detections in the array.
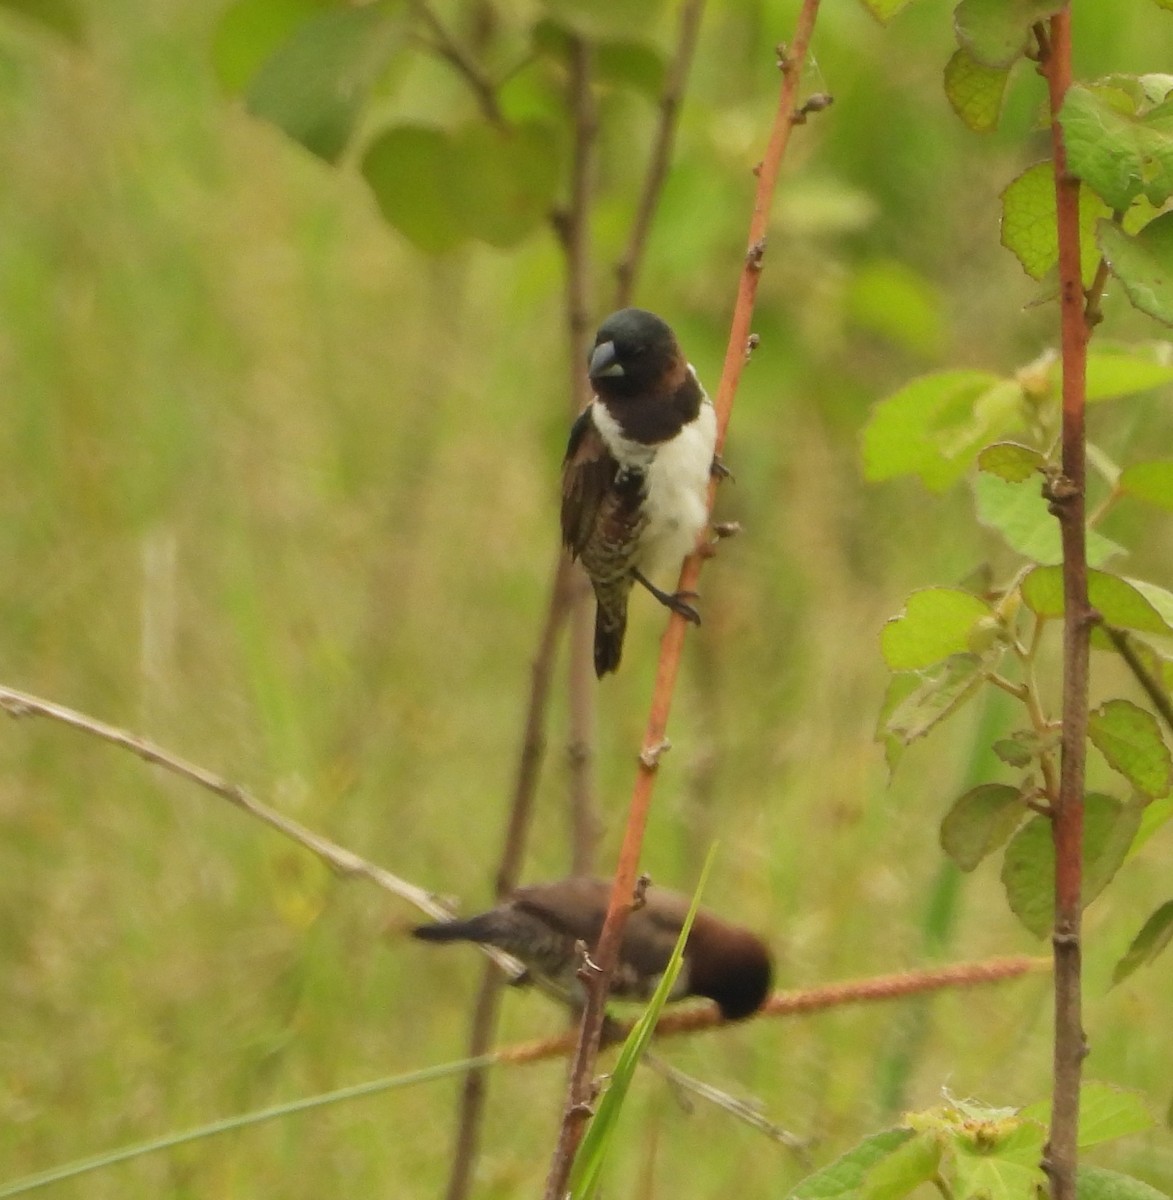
[{"xmin": 0, "ymin": 682, "xmax": 523, "ymax": 979}]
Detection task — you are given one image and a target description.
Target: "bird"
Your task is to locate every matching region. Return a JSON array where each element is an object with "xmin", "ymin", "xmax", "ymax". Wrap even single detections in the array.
[
  {"xmin": 411, "ymin": 877, "xmax": 772, "ymax": 1021},
  {"xmin": 561, "ymin": 307, "xmax": 719, "ymax": 677}
]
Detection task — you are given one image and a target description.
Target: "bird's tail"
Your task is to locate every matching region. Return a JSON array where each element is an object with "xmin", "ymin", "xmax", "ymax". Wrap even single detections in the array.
[
  {"xmin": 412, "ymin": 914, "xmax": 497, "ymax": 943},
  {"xmin": 593, "ymin": 598, "xmax": 627, "ymax": 677}
]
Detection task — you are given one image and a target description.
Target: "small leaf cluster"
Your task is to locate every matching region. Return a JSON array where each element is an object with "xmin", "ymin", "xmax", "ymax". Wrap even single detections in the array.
[
  {"xmin": 784, "ymin": 1085, "xmax": 1156, "ymax": 1200},
  {"xmin": 861, "ymin": 2, "xmax": 1173, "ymax": 994},
  {"xmin": 212, "ymin": 0, "xmax": 672, "ymax": 254},
  {"xmin": 866, "ymin": 337, "xmax": 1173, "ymax": 972},
  {"xmin": 861, "ymin": 0, "xmax": 1173, "ymax": 325}
]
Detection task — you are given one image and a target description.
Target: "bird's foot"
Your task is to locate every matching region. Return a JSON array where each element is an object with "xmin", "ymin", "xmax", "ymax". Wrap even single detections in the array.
[
  {"xmin": 633, "ymin": 569, "xmax": 701, "ymax": 624},
  {"xmin": 710, "ymin": 454, "xmax": 734, "ymax": 483}
]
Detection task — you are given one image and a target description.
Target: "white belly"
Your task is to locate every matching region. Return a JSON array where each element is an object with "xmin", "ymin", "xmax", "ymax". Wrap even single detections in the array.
[{"xmin": 637, "ymin": 399, "xmax": 717, "ymax": 576}]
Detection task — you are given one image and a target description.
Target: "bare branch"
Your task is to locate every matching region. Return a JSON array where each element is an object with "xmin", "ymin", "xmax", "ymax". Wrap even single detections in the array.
[
  {"xmin": 0, "ymin": 683, "xmax": 523, "ymax": 979},
  {"xmin": 1103, "ymin": 626, "xmax": 1173, "ymax": 735},
  {"xmin": 613, "ymin": 0, "xmax": 707, "ymax": 307},
  {"xmin": 409, "ymin": 0, "xmax": 505, "ymax": 127}
]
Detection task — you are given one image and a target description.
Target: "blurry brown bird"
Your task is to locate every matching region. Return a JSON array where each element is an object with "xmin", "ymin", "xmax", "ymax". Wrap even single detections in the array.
[{"xmin": 412, "ymin": 877, "xmax": 772, "ymax": 1021}]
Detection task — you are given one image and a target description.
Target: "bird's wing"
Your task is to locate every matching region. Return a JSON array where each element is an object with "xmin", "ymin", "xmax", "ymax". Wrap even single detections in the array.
[
  {"xmin": 560, "ymin": 409, "xmax": 619, "ymax": 558},
  {"xmin": 621, "ymin": 890, "xmax": 692, "ymax": 976},
  {"xmin": 511, "ymin": 878, "xmax": 611, "ymax": 945}
]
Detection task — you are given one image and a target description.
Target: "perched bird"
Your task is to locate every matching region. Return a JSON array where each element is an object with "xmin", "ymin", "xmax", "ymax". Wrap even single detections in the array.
[
  {"xmin": 561, "ymin": 308, "xmax": 719, "ymax": 677},
  {"xmin": 412, "ymin": 877, "xmax": 772, "ymax": 1021}
]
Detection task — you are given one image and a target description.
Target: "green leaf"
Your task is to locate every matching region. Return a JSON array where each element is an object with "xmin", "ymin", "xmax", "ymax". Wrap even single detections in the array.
[
  {"xmin": 1120, "ymin": 459, "xmax": 1173, "ymax": 510},
  {"xmin": 954, "ymin": 0, "xmax": 1062, "ymax": 69},
  {"xmin": 1061, "ymin": 84, "xmax": 1173, "ymax": 211},
  {"xmin": 570, "ymin": 852, "xmax": 716, "ymax": 1200},
  {"xmin": 1022, "ymin": 1084, "xmax": 1152, "ymax": 1148},
  {"xmin": 861, "ymin": 1131, "xmax": 941, "ymax": 1200},
  {"xmin": 0, "ymin": 0, "xmax": 83, "ymax": 40},
  {"xmin": 1000, "ymin": 161, "xmax": 1112, "ymax": 282},
  {"xmin": 449, "ymin": 122, "xmax": 562, "ymax": 249},
  {"xmin": 940, "ymin": 783, "xmax": 1026, "ymax": 871},
  {"xmin": 944, "ymin": 47, "xmax": 1010, "ymax": 132},
  {"xmin": 856, "ymin": 0, "xmax": 920, "ymax": 20},
  {"xmin": 977, "ymin": 441, "xmax": 1045, "ymax": 482},
  {"xmin": 952, "ymin": 1119, "xmax": 1047, "ymax": 1200},
  {"xmin": 1089, "ymin": 698, "xmax": 1173, "ymax": 798},
  {"xmin": 862, "ymin": 370, "xmax": 1018, "ymax": 492},
  {"xmin": 363, "ymin": 121, "xmax": 560, "ymax": 253},
  {"xmin": 973, "ymin": 472, "xmax": 1124, "ymax": 567},
  {"xmin": 882, "ymin": 588, "xmax": 993, "ymax": 670},
  {"xmin": 1077, "ymin": 1167, "xmax": 1172, "ymax": 1200},
  {"xmin": 1086, "ymin": 351, "xmax": 1173, "ymax": 400},
  {"xmin": 1099, "ymin": 212, "xmax": 1173, "ymax": 326},
  {"xmin": 1021, "ymin": 1082, "xmax": 1154, "ymax": 1147},
  {"xmin": 212, "ymin": 0, "xmax": 327, "ymax": 92},
  {"xmin": 1112, "ymin": 900, "xmax": 1173, "ymax": 985},
  {"xmin": 787, "ymin": 1130, "xmax": 917, "ymax": 1200},
  {"xmin": 993, "ymin": 735, "xmax": 1034, "ymax": 768},
  {"xmin": 1130, "ymin": 795, "xmax": 1173, "ymax": 859},
  {"xmin": 596, "ymin": 40, "xmax": 666, "ymax": 96},
  {"xmin": 1002, "ymin": 795, "xmax": 1144, "ymax": 937},
  {"xmin": 1021, "ymin": 567, "xmax": 1173, "ymax": 636},
  {"xmin": 362, "ymin": 126, "xmax": 466, "ymax": 254},
  {"xmin": 991, "ymin": 728, "xmax": 1061, "ymax": 768},
  {"xmin": 882, "ymin": 655, "xmax": 987, "ymax": 749},
  {"xmin": 244, "ymin": 6, "xmax": 401, "ymax": 162}
]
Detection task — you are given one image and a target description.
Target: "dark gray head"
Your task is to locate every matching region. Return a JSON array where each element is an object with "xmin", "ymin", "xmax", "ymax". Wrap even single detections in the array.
[{"xmin": 587, "ymin": 308, "xmax": 683, "ymax": 399}]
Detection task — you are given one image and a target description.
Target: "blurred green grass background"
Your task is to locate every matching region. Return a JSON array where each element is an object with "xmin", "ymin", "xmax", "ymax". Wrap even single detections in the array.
[{"xmin": 0, "ymin": 0, "xmax": 1171, "ymax": 1195}]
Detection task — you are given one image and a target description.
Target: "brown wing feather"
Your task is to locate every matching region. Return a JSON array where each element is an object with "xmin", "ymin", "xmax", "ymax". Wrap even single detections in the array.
[
  {"xmin": 561, "ymin": 411, "xmax": 618, "ymax": 559},
  {"xmin": 511, "ymin": 878, "xmax": 611, "ymax": 945},
  {"xmin": 512, "ymin": 879, "xmax": 692, "ymax": 978}
]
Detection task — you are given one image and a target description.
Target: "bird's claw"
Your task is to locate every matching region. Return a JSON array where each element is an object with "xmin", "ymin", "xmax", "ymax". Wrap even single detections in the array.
[
  {"xmin": 665, "ymin": 593, "xmax": 702, "ymax": 625},
  {"xmin": 710, "ymin": 454, "xmax": 734, "ymax": 483},
  {"xmin": 633, "ymin": 570, "xmax": 702, "ymax": 625}
]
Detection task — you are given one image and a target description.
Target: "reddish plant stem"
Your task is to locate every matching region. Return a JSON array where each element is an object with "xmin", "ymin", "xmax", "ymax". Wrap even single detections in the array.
[
  {"xmin": 1040, "ymin": 11, "xmax": 1091, "ymax": 1200},
  {"xmin": 501, "ymin": 955, "xmax": 1048, "ymax": 1065},
  {"xmin": 542, "ymin": 5, "xmax": 823, "ymax": 1196}
]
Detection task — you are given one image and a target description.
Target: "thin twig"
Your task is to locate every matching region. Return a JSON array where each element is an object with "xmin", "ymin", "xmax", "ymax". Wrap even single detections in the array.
[
  {"xmin": 613, "ymin": 0, "xmax": 707, "ymax": 307},
  {"xmin": 1103, "ymin": 626, "xmax": 1173, "ymax": 735},
  {"xmin": 1038, "ymin": 11, "xmax": 1092, "ymax": 1200},
  {"xmin": 642, "ymin": 1053, "xmax": 809, "ymax": 1154},
  {"xmin": 542, "ymin": 5, "xmax": 825, "ymax": 1196},
  {"xmin": 561, "ymin": 34, "xmax": 602, "ymax": 879},
  {"xmin": 0, "ymin": 683, "xmax": 523, "ymax": 979},
  {"xmin": 409, "ymin": 0, "xmax": 505, "ymax": 126},
  {"xmin": 443, "ymin": 553, "xmax": 575, "ymax": 1200}
]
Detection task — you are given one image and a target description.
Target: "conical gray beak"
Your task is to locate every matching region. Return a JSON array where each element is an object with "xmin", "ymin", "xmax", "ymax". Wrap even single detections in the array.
[{"xmin": 588, "ymin": 340, "xmax": 624, "ymax": 379}]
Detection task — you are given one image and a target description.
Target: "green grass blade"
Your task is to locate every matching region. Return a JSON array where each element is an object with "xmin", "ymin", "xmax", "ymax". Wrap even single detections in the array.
[
  {"xmin": 0, "ymin": 1053, "xmax": 500, "ymax": 1198},
  {"xmin": 569, "ymin": 847, "xmax": 718, "ymax": 1200}
]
